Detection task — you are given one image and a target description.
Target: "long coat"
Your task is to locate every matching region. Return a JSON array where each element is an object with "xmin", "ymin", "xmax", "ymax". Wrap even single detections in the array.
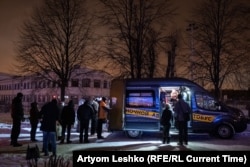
[
  {"xmin": 61, "ymin": 102, "xmax": 75, "ymax": 125},
  {"xmin": 40, "ymin": 100, "xmax": 60, "ymax": 132}
]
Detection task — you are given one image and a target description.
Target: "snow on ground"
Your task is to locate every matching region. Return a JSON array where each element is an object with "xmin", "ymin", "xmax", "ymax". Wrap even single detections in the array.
[
  {"xmin": 0, "ymin": 109, "xmax": 249, "ymax": 167},
  {"xmin": 0, "ymin": 122, "xmax": 111, "ymax": 167}
]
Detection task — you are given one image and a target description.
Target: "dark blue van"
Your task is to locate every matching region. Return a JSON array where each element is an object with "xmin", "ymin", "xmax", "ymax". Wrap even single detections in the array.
[{"xmin": 108, "ymin": 78, "xmax": 247, "ymax": 139}]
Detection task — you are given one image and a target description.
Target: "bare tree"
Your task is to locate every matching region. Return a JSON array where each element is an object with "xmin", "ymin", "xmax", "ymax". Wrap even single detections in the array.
[
  {"xmin": 164, "ymin": 30, "xmax": 179, "ymax": 78},
  {"xmin": 189, "ymin": 0, "xmax": 250, "ymax": 99},
  {"xmin": 15, "ymin": 0, "xmax": 93, "ymax": 102},
  {"xmin": 98, "ymin": 0, "xmax": 176, "ymax": 78}
]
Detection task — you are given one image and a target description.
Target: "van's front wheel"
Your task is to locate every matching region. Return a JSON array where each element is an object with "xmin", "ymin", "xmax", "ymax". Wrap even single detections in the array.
[
  {"xmin": 125, "ymin": 130, "xmax": 142, "ymax": 138},
  {"xmin": 216, "ymin": 124, "xmax": 234, "ymax": 139}
]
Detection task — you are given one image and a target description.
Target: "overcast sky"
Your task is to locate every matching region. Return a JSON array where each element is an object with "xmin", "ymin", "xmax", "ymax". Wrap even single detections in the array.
[
  {"xmin": 0, "ymin": 0, "xmax": 194, "ymax": 74},
  {"xmin": 0, "ymin": 0, "xmax": 41, "ymax": 74}
]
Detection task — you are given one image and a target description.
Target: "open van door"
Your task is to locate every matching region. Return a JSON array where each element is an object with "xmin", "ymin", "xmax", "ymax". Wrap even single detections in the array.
[{"xmin": 109, "ymin": 79, "xmax": 125, "ymax": 131}]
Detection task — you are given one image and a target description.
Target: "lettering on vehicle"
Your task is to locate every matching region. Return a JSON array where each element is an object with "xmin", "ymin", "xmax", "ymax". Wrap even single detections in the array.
[
  {"xmin": 192, "ymin": 113, "xmax": 215, "ymax": 123},
  {"xmin": 125, "ymin": 108, "xmax": 160, "ymax": 119}
]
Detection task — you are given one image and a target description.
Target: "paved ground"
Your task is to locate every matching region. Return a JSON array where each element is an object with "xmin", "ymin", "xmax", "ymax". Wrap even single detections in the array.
[
  {"xmin": 0, "ymin": 120, "xmax": 250, "ymax": 167},
  {"xmin": 0, "ymin": 122, "xmax": 111, "ymax": 167}
]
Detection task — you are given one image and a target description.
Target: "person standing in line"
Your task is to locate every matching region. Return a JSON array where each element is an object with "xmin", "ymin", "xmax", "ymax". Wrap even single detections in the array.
[
  {"xmin": 77, "ymin": 99, "xmax": 94, "ymax": 143},
  {"xmin": 160, "ymin": 103, "xmax": 173, "ymax": 144},
  {"xmin": 29, "ymin": 101, "xmax": 40, "ymax": 142},
  {"xmin": 91, "ymin": 99, "xmax": 99, "ymax": 135},
  {"xmin": 97, "ymin": 97, "xmax": 111, "ymax": 139},
  {"xmin": 10, "ymin": 92, "xmax": 25, "ymax": 147},
  {"xmin": 174, "ymin": 94, "xmax": 191, "ymax": 146},
  {"xmin": 60, "ymin": 100, "xmax": 75, "ymax": 144},
  {"xmin": 40, "ymin": 99, "xmax": 60, "ymax": 156}
]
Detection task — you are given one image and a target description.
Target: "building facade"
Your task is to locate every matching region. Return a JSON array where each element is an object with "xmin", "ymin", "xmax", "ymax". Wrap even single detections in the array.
[{"xmin": 0, "ymin": 68, "xmax": 113, "ymax": 113}]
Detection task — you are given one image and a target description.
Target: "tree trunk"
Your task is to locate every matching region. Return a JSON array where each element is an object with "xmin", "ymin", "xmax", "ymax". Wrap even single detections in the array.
[{"xmin": 60, "ymin": 85, "xmax": 66, "ymax": 102}]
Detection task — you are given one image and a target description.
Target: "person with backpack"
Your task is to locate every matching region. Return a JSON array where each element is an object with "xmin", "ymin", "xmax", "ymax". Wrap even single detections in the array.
[{"xmin": 160, "ymin": 103, "xmax": 173, "ymax": 144}]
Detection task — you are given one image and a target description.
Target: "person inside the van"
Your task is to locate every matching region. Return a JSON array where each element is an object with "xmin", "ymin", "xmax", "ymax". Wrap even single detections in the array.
[
  {"xmin": 174, "ymin": 94, "xmax": 192, "ymax": 146},
  {"xmin": 170, "ymin": 89, "xmax": 179, "ymax": 128},
  {"xmin": 170, "ymin": 89, "xmax": 179, "ymax": 108},
  {"xmin": 160, "ymin": 103, "xmax": 173, "ymax": 144}
]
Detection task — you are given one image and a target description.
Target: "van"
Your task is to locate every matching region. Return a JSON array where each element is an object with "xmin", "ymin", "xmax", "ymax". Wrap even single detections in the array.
[{"xmin": 108, "ymin": 77, "xmax": 247, "ymax": 139}]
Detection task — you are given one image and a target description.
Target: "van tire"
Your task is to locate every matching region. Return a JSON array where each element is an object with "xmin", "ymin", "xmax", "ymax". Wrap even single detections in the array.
[
  {"xmin": 125, "ymin": 130, "xmax": 142, "ymax": 138},
  {"xmin": 216, "ymin": 124, "xmax": 234, "ymax": 139}
]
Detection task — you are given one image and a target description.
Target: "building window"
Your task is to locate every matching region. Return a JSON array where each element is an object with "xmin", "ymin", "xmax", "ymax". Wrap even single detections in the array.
[
  {"xmin": 35, "ymin": 82, "xmax": 38, "ymax": 89},
  {"xmin": 42, "ymin": 95, "xmax": 45, "ymax": 102},
  {"xmin": 38, "ymin": 95, "xmax": 42, "ymax": 103},
  {"xmin": 94, "ymin": 79, "xmax": 101, "ymax": 88},
  {"xmin": 103, "ymin": 80, "xmax": 108, "ymax": 88},
  {"xmin": 27, "ymin": 95, "xmax": 30, "ymax": 102},
  {"xmin": 71, "ymin": 79, "xmax": 79, "ymax": 87},
  {"xmin": 82, "ymin": 79, "xmax": 91, "ymax": 87},
  {"xmin": 42, "ymin": 81, "xmax": 46, "ymax": 88}
]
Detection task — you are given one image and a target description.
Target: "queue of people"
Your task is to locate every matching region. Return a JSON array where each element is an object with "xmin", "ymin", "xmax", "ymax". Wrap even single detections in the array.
[
  {"xmin": 10, "ymin": 92, "xmax": 110, "ymax": 155},
  {"xmin": 10, "ymin": 90, "xmax": 192, "ymax": 154}
]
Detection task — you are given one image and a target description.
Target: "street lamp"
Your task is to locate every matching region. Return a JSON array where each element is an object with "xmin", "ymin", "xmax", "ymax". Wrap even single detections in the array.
[{"xmin": 186, "ymin": 23, "xmax": 198, "ymax": 81}]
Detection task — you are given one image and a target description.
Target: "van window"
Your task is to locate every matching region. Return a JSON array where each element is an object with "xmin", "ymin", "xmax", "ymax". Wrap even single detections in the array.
[
  {"xmin": 195, "ymin": 93, "xmax": 217, "ymax": 110},
  {"xmin": 126, "ymin": 90, "xmax": 154, "ymax": 107}
]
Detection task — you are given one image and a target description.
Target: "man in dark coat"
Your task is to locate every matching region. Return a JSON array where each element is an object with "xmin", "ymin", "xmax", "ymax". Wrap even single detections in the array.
[
  {"xmin": 10, "ymin": 92, "xmax": 25, "ymax": 147},
  {"xmin": 40, "ymin": 99, "xmax": 60, "ymax": 156},
  {"xmin": 29, "ymin": 101, "xmax": 40, "ymax": 142},
  {"xmin": 91, "ymin": 99, "xmax": 99, "ymax": 135},
  {"xmin": 77, "ymin": 99, "xmax": 94, "ymax": 143},
  {"xmin": 60, "ymin": 100, "xmax": 75, "ymax": 144},
  {"xmin": 174, "ymin": 94, "xmax": 192, "ymax": 146}
]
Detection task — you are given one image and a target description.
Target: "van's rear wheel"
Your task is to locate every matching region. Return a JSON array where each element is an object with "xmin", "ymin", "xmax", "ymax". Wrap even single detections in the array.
[
  {"xmin": 125, "ymin": 130, "xmax": 142, "ymax": 138},
  {"xmin": 216, "ymin": 124, "xmax": 234, "ymax": 139}
]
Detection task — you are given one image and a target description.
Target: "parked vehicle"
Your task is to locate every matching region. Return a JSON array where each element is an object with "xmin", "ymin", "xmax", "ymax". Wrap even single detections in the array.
[{"xmin": 108, "ymin": 78, "xmax": 247, "ymax": 139}]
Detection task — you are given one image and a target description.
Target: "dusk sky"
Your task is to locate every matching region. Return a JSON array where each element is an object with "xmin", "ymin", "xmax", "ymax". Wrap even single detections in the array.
[{"xmin": 0, "ymin": 0, "xmax": 194, "ymax": 74}]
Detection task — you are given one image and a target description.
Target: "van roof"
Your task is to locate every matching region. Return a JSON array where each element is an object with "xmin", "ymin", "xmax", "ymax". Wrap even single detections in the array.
[{"xmin": 123, "ymin": 77, "xmax": 206, "ymax": 92}]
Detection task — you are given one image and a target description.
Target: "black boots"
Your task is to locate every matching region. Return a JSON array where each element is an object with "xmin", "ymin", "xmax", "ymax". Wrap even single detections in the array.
[
  {"xmin": 167, "ymin": 137, "xmax": 170, "ymax": 144},
  {"xmin": 162, "ymin": 137, "xmax": 170, "ymax": 144}
]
